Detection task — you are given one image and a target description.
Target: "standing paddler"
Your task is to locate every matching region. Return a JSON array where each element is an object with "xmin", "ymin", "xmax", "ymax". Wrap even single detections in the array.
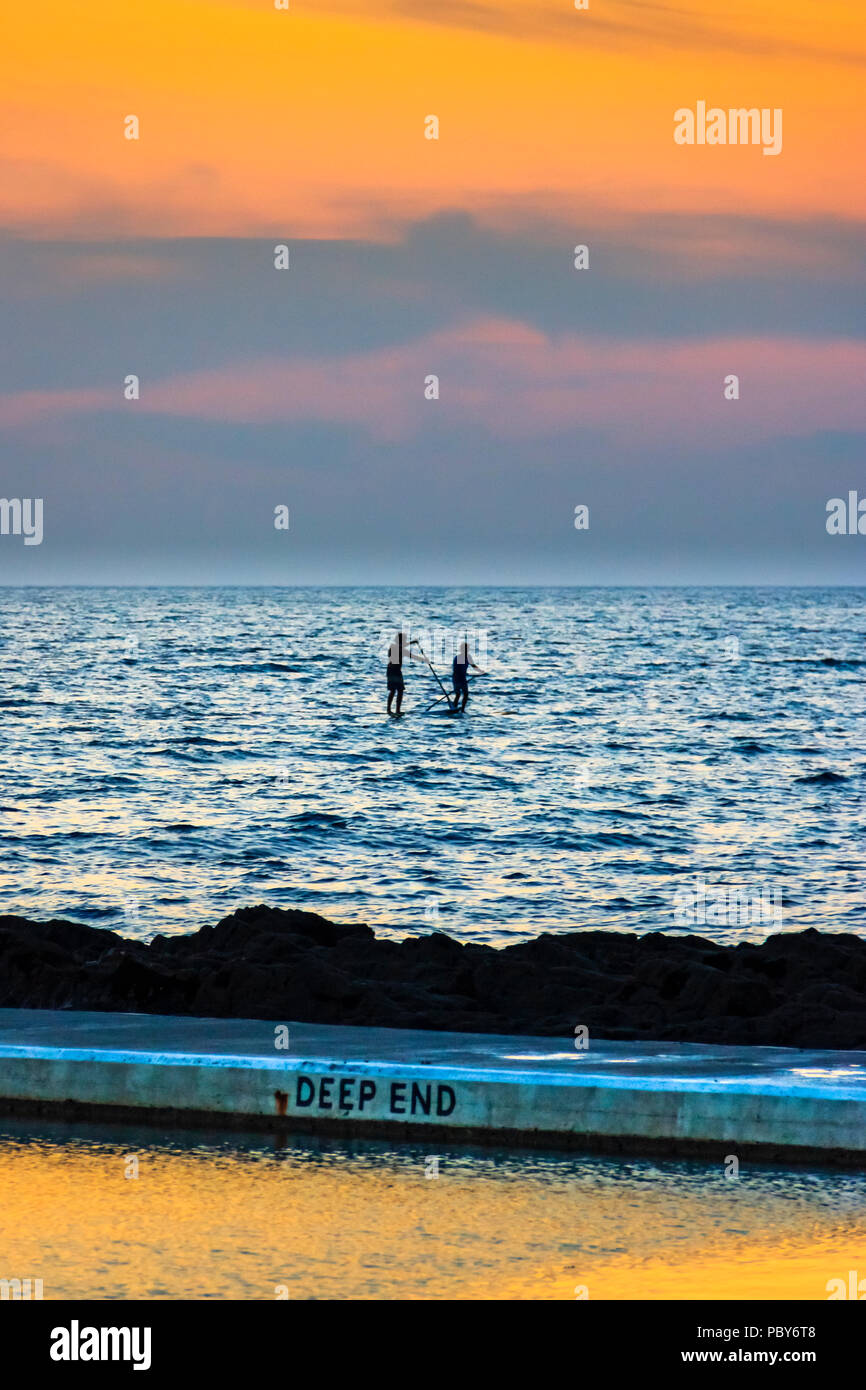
[
  {"xmin": 386, "ymin": 630, "xmax": 423, "ymax": 715},
  {"xmin": 451, "ymin": 639, "xmax": 484, "ymax": 711}
]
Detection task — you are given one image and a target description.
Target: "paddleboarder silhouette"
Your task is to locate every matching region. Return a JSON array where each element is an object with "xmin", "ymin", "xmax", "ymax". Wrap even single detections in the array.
[
  {"xmin": 452, "ymin": 639, "xmax": 483, "ymax": 711},
  {"xmin": 386, "ymin": 630, "xmax": 420, "ymax": 715}
]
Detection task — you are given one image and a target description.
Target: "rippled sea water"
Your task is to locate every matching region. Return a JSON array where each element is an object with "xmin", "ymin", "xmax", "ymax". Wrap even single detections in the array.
[{"xmin": 0, "ymin": 585, "xmax": 863, "ymax": 945}]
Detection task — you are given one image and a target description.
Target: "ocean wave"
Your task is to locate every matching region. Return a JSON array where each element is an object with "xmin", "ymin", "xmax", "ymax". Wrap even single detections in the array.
[
  {"xmin": 287, "ymin": 812, "xmax": 350, "ymax": 831},
  {"xmin": 795, "ymin": 770, "xmax": 849, "ymax": 784},
  {"xmin": 531, "ymin": 830, "xmax": 653, "ymax": 850}
]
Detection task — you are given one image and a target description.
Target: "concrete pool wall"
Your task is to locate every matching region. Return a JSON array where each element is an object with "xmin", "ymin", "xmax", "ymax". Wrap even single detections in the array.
[{"xmin": 0, "ymin": 1009, "xmax": 864, "ymax": 1162}]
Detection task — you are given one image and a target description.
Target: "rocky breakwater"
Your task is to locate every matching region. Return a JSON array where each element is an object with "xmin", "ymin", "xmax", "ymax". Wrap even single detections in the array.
[{"xmin": 0, "ymin": 905, "xmax": 864, "ymax": 1048}]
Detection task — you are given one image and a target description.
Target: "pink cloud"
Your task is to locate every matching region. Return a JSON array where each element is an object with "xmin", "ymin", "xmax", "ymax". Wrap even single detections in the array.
[
  {"xmin": 0, "ymin": 386, "xmax": 112, "ymax": 428},
  {"xmin": 0, "ymin": 319, "xmax": 863, "ymax": 447}
]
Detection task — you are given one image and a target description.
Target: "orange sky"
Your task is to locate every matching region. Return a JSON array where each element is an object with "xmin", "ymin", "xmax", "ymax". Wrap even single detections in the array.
[{"xmin": 1, "ymin": 0, "xmax": 864, "ymax": 239}]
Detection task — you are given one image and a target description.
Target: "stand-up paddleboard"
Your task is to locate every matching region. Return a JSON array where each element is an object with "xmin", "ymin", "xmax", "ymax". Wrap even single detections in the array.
[
  {"xmin": 426, "ymin": 689, "xmax": 456, "ymax": 713},
  {"xmin": 424, "ymin": 667, "xmax": 487, "ymax": 714}
]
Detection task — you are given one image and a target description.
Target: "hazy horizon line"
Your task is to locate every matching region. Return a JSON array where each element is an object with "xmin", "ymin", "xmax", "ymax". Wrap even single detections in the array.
[{"xmin": 1, "ymin": 582, "xmax": 863, "ymax": 592}]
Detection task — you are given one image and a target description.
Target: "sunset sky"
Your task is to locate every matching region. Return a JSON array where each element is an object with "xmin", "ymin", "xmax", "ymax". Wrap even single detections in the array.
[{"xmin": 1, "ymin": 0, "xmax": 863, "ymax": 581}]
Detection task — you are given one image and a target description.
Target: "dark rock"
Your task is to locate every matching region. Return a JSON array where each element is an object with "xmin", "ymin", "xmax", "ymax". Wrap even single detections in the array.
[{"xmin": 0, "ymin": 904, "xmax": 864, "ymax": 1048}]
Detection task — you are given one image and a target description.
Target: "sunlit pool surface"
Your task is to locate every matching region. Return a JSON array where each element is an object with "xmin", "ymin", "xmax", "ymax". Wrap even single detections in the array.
[{"xmin": 0, "ymin": 1120, "xmax": 862, "ymax": 1300}]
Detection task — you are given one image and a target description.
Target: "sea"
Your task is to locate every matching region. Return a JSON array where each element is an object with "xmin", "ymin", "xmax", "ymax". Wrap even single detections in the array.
[{"xmin": 0, "ymin": 585, "xmax": 862, "ymax": 946}]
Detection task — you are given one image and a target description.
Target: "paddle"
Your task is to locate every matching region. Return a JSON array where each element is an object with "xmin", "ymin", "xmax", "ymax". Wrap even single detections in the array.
[
  {"xmin": 411, "ymin": 638, "xmax": 457, "ymax": 710},
  {"xmin": 425, "ymin": 668, "xmax": 487, "ymax": 713}
]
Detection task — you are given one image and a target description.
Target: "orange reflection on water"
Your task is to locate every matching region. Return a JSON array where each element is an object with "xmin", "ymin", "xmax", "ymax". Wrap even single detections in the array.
[{"xmin": 0, "ymin": 1128, "xmax": 862, "ymax": 1300}]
